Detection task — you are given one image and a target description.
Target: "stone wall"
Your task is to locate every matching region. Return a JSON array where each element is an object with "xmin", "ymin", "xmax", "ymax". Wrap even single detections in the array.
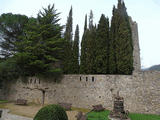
[{"xmin": 4, "ymin": 71, "xmax": 160, "ymax": 115}]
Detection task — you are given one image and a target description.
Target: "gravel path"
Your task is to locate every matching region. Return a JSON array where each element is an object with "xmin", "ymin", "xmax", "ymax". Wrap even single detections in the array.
[{"xmin": 0, "ymin": 109, "xmax": 32, "ymax": 120}]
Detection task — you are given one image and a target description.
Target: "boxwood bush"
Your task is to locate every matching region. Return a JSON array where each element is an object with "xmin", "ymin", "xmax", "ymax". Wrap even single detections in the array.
[{"xmin": 34, "ymin": 104, "xmax": 68, "ymax": 120}]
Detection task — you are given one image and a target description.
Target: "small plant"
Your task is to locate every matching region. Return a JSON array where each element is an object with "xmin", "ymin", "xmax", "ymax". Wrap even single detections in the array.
[{"xmin": 34, "ymin": 104, "xmax": 68, "ymax": 120}]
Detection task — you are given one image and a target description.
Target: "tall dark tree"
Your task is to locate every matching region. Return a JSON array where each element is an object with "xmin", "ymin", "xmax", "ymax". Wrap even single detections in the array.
[
  {"xmin": 109, "ymin": 0, "xmax": 133, "ymax": 74},
  {"xmin": 85, "ymin": 11, "xmax": 96, "ymax": 74},
  {"xmin": 72, "ymin": 25, "xmax": 79, "ymax": 74},
  {"xmin": 89, "ymin": 10, "xmax": 93, "ymax": 30},
  {"xmin": 63, "ymin": 7, "xmax": 73, "ymax": 74},
  {"xmin": 109, "ymin": 6, "xmax": 118, "ymax": 74},
  {"xmin": 80, "ymin": 15, "xmax": 88, "ymax": 74},
  {"xmin": 95, "ymin": 14, "xmax": 109, "ymax": 74},
  {"xmin": 115, "ymin": 0, "xmax": 133, "ymax": 74},
  {"xmin": 0, "ymin": 13, "xmax": 29, "ymax": 58},
  {"xmin": 15, "ymin": 4, "xmax": 64, "ymax": 77}
]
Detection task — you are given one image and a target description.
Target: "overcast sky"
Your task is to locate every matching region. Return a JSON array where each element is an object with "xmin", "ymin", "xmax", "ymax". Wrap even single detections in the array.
[{"xmin": 0, "ymin": 0, "xmax": 160, "ymax": 68}]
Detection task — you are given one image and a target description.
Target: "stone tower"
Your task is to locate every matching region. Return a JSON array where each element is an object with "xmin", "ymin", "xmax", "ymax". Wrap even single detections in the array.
[{"xmin": 129, "ymin": 17, "xmax": 141, "ymax": 72}]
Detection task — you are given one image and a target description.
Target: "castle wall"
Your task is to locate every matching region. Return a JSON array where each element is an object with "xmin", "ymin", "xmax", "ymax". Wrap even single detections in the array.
[{"xmin": 4, "ymin": 71, "xmax": 160, "ymax": 115}]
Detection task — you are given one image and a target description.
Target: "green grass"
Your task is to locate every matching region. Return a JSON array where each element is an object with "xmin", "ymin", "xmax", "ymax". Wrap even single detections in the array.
[
  {"xmin": 87, "ymin": 110, "xmax": 110, "ymax": 120},
  {"xmin": 0, "ymin": 100, "xmax": 8, "ymax": 104},
  {"xmin": 87, "ymin": 110, "xmax": 160, "ymax": 120},
  {"xmin": 129, "ymin": 113, "xmax": 160, "ymax": 120}
]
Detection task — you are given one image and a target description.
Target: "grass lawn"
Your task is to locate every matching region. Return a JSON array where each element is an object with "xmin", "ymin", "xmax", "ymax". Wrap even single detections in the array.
[
  {"xmin": 0, "ymin": 100, "xmax": 8, "ymax": 104},
  {"xmin": 87, "ymin": 110, "xmax": 160, "ymax": 120}
]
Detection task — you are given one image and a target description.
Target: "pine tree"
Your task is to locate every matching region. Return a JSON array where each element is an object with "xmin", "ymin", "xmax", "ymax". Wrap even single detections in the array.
[
  {"xmin": 80, "ymin": 15, "xmax": 88, "ymax": 74},
  {"xmin": 15, "ymin": 4, "xmax": 64, "ymax": 77},
  {"xmin": 63, "ymin": 7, "xmax": 73, "ymax": 74},
  {"xmin": 0, "ymin": 13, "xmax": 29, "ymax": 58},
  {"xmin": 95, "ymin": 14, "xmax": 109, "ymax": 74},
  {"xmin": 72, "ymin": 25, "xmax": 79, "ymax": 74}
]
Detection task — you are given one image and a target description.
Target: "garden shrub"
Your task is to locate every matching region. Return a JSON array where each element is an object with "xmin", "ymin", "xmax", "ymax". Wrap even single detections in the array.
[{"xmin": 34, "ymin": 104, "xmax": 68, "ymax": 120}]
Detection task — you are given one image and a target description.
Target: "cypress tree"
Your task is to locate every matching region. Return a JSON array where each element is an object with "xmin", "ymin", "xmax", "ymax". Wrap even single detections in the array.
[
  {"xmin": 109, "ymin": 0, "xmax": 133, "ymax": 74},
  {"xmin": 72, "ymin": 25, "xmax": 79, "ymax": 74},
  {"xmin": 80, "ymin": 15, "xmax": 88, "ymax": 74},
  {"xmin": 63, "ymin": 7, "xmax": 73, "ymax": 74},
  {"xmin": 115, "ymin": 0, "xmax": 133, "ymax": 74},
  {"xmin": 95, "ymin": 14, "xmax": 109, "ymax": 74},
  {"xmin": 85, "ymin": 11, "xmax": 96, "ymax": 74},
  {"xmin": 109, "ymin": 6, "xmax": 118, "ymax": 74}
]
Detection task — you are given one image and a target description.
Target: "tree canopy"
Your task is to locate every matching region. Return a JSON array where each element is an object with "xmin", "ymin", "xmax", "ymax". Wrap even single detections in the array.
[{"xmin": 0, "ymin": 0, "xmax": 134, "ymax": 83}]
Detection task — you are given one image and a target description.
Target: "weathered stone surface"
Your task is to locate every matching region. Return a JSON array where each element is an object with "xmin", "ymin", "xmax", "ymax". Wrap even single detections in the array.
[
  {"xmin": 58, "ymin": 102, "xmax": 72, "ymax": 110},
  {"xmin": 2, "ymin": 71, "xmax": 160, "ymax": 115},
  {"xmin": 76, "ymin": 112, "xmax": 87, "ymax": 120},
  {"xmin": 109, "ymin": 93, "xmax": 129, "ymax": 120},
  {"xmin": 15, "ymin": 99, "xmax": 27, "ymax": 105},
  {"xmin": 129, "ymin": 17, "xmax": 141, "ymax": 72}
]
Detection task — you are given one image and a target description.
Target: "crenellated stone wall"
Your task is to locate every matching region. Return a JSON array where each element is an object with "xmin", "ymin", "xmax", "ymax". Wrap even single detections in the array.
[{"xmin": 3, "ymin": 71, "xmax": 160, "ymax": 115}]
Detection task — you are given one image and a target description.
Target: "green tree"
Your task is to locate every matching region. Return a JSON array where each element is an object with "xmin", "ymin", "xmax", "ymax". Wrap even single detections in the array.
[
  {"xmin": 95, "ymin": 14, "xmax": 109, "ymax": 74},
  {"xmin": 0, "ymin": 13, "xmax": 29, "ymax": 58},
  {"xmin": 115, "ymin": 0, "xmax": 133, "ymax": 74},
  {"xmin": 72, "ymin": 25, "xmax": 79, "ymax": 74},
  {"xmin": 109, "ymin": 6, "xmax": 118, "ymax": 74},
  {"xmin": 15, "ymin": 4, "xmax": 64, "ymax": 78},
  {"xmin": 80, "ymin": 15, "xmax": 88, "ymax": 74},
  {"xmin": 109, "ymin": 0, "xmax": 133, "ymax": 74},
  {"xmin": 85, "ymin": 11, "xmax": 97, "ymax": 74},
  {"xmin": 63, "ymin": 7, "xmax": 73, "ymax": 74}
]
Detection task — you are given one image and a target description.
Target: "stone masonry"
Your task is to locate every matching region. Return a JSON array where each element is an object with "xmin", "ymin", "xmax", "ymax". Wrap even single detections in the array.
[
  {"xmin": 129, "ymin": 17, "xmax": 141, "ymax": 72},
  {"xmin": 4, "ymin": 71, "xmax": 160, "ymax": 115}
]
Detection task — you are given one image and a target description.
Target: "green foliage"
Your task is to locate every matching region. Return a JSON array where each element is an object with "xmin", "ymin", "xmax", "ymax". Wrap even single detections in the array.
[
  {"xmin": 0, "ymin": 57, "xmax": 19, "ymax": 82},
  {"xmin": 72, "ymin": 25, "xmax": 80, "ymax": 74},
  {"xmin": 109, "ymin": 0, "xmax": 133, "ymax": 75},
  {"xmin": 85, "ymin": 26, "xmax": 97, "ymax": 74},
  {"xmin": 109, "ymin": 6, "xmax": 118, "ymax": 74},
  {"xmin": 63, "ymin": 7, "xmax": 73, "ymax": 74},
  {"xmin": 80, "ymin": 15, "xmax": 88, "ymax": 74},
  {"xmin": 0, "ymin": 13, "xmax": 29, "ymax": 58},
  {"xmin": 95, "ymin": 14, "xmax": 110, "ymax": 74},
  {"xmin": 15, "ymin": 4, "xmax": 64, "ymax": 78},
  {"xmin": 34, "ymin": 104, "xmax": 68, "ymax": 120},
  {"xmin": 80, "ymin": 11, "xmax": 97, "ymax": 74}
]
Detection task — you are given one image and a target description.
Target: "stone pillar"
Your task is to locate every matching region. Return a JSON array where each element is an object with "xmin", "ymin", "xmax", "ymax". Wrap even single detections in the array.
[{"xmin": 129, "ymin": 17, "xmax": 141, "ymax": 72}]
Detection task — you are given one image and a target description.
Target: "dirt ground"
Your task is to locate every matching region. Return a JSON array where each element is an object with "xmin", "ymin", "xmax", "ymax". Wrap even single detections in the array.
[{"xmin": 0, "ymin": 103, "xmax": 89, "ymax": 120}]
